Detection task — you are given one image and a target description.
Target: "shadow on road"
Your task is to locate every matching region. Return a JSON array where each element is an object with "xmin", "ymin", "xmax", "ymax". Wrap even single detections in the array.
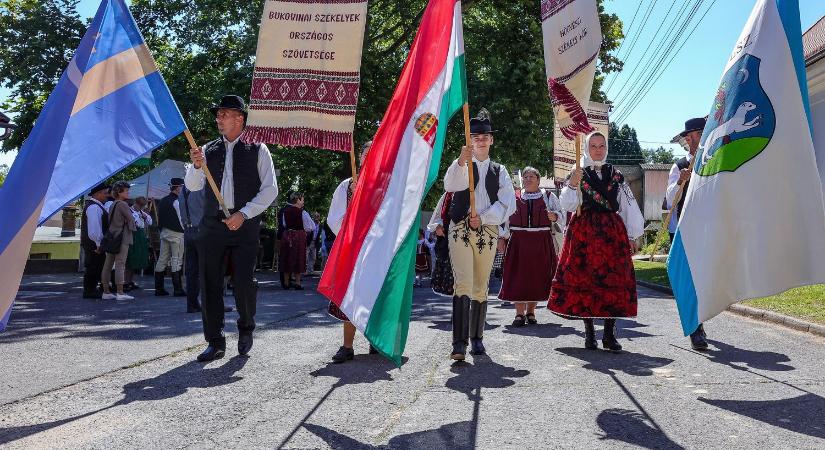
[
  {"xmin": 698, "ymin": 393, "xmax": 825, "ymax": 440},
  {"xmin": 309, "ymin": 356, "xmax": 407, "ymax": 387},
  {"xmin": 445, "ymin": 358, "xmax": 530, "ymax": 399},
  {"xmin": 555, "ymin": 347, "xmax": 674, "ymax": 376},
  {"xmin": 302, "ymin": 420, "xmax": 476, "ymax": 449},
  {"xmin": 704, "ymin": 339, "xmax": 795, "ymax": 372},
  {"xmin": 596, "ymin": 408, "xmax": 685, "ymax": 449}
]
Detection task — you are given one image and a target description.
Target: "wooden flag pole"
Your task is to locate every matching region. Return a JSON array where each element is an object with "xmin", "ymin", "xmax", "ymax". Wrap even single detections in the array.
[
  {"xmin": 183, "ymin": 129, "xmax": 230, "ymax": 218},
  {"xmin": 648, "ymin": 157, "xmax": 696, "ymax": 262},
  {"xmin": 349, "ymin": 140, "xmax": 358, "ymax": 185},
  {"xmin": 462, "ymin": 103, "xmax": 476, "ymax": 218},
  {"xmin": 574, "ymin": 134, "xmax": 582, "ymax": 215}
]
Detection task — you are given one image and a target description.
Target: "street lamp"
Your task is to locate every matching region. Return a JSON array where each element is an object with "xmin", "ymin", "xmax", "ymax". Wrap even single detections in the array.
[{"xmin": 0, "ymin": 111, "xmax": 16, "ymax": 141}]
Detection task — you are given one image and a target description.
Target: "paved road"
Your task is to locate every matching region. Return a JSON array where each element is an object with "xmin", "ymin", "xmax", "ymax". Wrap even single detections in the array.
[{"xmin": 1, "ymin": 272, "xmax": 824, "ymax": 449}]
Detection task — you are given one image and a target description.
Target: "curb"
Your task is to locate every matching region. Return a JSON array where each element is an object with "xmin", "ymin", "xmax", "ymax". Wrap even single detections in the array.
[
  {"xmin": 635, "ymin": 280, "xmax": 825, "ymax": 339},
  {"xmin": 728, "ymin": 304, "xmax": 825, "ymax": 338}
]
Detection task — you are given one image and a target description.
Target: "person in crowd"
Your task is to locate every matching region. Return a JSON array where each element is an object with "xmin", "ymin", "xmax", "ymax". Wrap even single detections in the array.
[
  {"xmin": 498, "ymin": 167, "xmax": 564, "ymax": 326},
  {"xmin": 549, "ymin": 131, "xmax": 644, "ymax": 353},
  {"xmin": 326, "ymin": 141, "xmax": 378, "ymax": 363},
  {"xmin": 443, "ymin": 110, "xmax": 516, "ymax": 360},
  {"xmin": 306, "ymin": 211, "xmax": 322, "ymax": 275},
  {"xmin": 179, "ymin": 186, "xmax": 205, "ymax": 313},
  {"xmin": 101, "ymin": 181, "xmax": 137, "ymax": 300},
  {"xmin": 154, "ymin": 178, "xmax": 186, "ymax": 297},
  {"xmin": 124, "ymin": 197, "xmax": 153, "ymax": 291},
  {"xmin": 186, "ymin": 94, "xmax": 278, "ymax": 362},
  {"xmin": 278, "ymin": 191, "xmax": 315, "ymax": 289},
  {"xmin": 81, "ymin": 183, "xmax": 111, "ymax": 299},
  {"xmin": 665, "ymin": 117, "xmax": 711, "ymax": 351},
  {"xmin": 414, "ymin": 229, "xmax": 433, "ymax": 287},
  {"xmin": 427, "ymin": 192, "xmax": 455, "ymax": 297}
]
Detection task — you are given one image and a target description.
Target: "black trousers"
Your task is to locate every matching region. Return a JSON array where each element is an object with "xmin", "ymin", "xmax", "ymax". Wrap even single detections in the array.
[
  {"xmin": 184, "ymin": 228, "xmax": 200, "ymax": 310},
  {"xmin": 83, "ymin": 247, "xmax": 106, "ymax": 294},
  {"xmin": 198, "ymin": 214, "xmax": 260, "ymax": 348}
]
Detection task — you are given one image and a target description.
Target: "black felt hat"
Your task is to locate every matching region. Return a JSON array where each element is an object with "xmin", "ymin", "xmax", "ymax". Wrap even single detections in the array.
[
  {"xmin": 88, "ymin": 182, "xmax": 111, "ymax": 196},
  {"xmin": 169, "ymin": 177, "xmax": 185, "ymax": 187},
  {"xmin": 469, "ymin": 108, "xmax": 496, "ymax": 135},
  {"xmin": 210, "ymin": 95, "xmax": 248, "ymax": 118},
  {"xmin": 679, "ymin": 117, "xmax": 707, "ymax": 137}
]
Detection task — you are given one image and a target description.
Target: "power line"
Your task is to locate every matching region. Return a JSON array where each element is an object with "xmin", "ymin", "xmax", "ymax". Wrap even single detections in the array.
[
  {"xmin": 614, "ymin": 0, "xmax": 718, "ymax": 125},
  {"xmin": 603, "ymin": 1, "xmax": 644, "ymax": 93},
  {"xmin": 605, "ymin": 0, "xmax": 659, "ymax": 95},
  {"xmin": 612, "ymin": 0, "xmax": 706, "ymax": 124}
]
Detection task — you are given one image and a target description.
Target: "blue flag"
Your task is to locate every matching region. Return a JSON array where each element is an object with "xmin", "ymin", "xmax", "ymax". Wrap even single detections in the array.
[{"xmin": 0, "ymin": 0, "xmax": 186, "ymax": 331}]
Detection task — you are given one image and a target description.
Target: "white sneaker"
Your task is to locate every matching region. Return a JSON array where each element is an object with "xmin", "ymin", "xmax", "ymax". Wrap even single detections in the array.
[
  {"xmin": 116, "ymin": 293, "xmax": 134, "ymax": 301},
  {"xmin": 101, "ymin": 293, "xmax": 116, "ymax": 300}
]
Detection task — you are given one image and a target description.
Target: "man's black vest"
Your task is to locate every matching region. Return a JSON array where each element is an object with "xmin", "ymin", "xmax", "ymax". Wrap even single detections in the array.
[
  {"xmin": 449, "ymin": 161, "xmax": 501, "ymax": 224},
  {"xmin": 203, "ymin": 138, "xmax": 262, "ymax": 216},
  {"xmin": 158, "ymin": 192, "xmax": 183, "ymax": 232},
  {"xmin": 675, "ymin": 157, "xmax": 690, "ymax": 218},
  {"xmin": 81, "ymin": 200, "xmax": 108, "ymax": 251}
]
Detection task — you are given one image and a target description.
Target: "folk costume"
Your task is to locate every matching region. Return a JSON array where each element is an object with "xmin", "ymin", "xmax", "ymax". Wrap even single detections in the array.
[
  {"xmin": 549, "ymin": 131, "xmax": 644, "ymax": 352},
  {"xmin": 185, "ymin": 95, "xmax": 279, "ymax": 360},
  {"xmin": 498, "ymin": 187, "xmax": 564, "ymax": 320},
  {"xmin": 443, "ymin": 112, "xmax": 516, "ymax": 359},
  {"xmin": 154, "ymin": 178, "xmax": 186, "ymax": 297},
  {"xmin": 179, "ymin": 187, "xmax": 204, "ymax": 313},
  {"xmin": 126, "ymin": 204, "xmax": 152, "ymax": 275},
  {"xmin": 427, "ymin": 192, "xmax": 455, "ymax": 297},
  {"xmin": 278, "ymin": 198, "xmax": 316, "ymax": 286},
  {"xmin": 81, "ymin": 183, "xmax": 110, "ymax": 299}
]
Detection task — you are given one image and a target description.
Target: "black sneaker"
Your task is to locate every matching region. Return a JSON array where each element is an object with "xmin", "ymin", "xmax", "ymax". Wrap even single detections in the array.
[
  {"xmin": 368, "ymin": 345, "xmax": 379, "ymax": 355},
  {"xmin": 690, "ymin": 324, "xmax": 709, "ymax": 351},
  {"xmin": 332, "ymin": 346, "xmax": 354, "ymax": 363}
]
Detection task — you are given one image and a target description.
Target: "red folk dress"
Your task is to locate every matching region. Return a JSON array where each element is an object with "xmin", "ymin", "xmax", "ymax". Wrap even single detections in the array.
[
  {"xmin": 548, "ymin": 165, "xmax": 637, "ymax": 318},
  {"xmin": 498, "ymin": 191, "xmax": 559, "ymax": 303}
]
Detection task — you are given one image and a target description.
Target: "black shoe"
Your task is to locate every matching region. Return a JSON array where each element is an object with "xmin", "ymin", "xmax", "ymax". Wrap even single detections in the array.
[
  {"xmin": 368, "ymin": 344, "xmax": 379, "ymax": 355},
  {"xmin": 451, "ymin": 342, "xmax": 467, "ymax": 361},
  {"xmin": 154, "ymin": 271, "xmax": 169, "ymax": 296},
  {"xmin": 83, "ymin": 292, "xmax": 102, "ymax": 299},
  {"xmin": 332, "ymin": 346, "xmax": 354, "ymax": 363},
  {"xmin": 292, "ymin": 284, "xmax": 304, "ymax": 290},
  {"xmin": 172, "ymin": 270, "xmax": 186, "ymax": 297},
  {"xmin": 470, "ymin": 338, "xmax": 486, "ymax": 356},
  {"xmin": 197, "ymin": 346, "xmax": 225, "ymax": 362},
  {"xmin": 526, "ymin": 313, "xmax": 538, "ymax": 325},
  {"xmin": 601, "ymin": 319, "xmax": 623, "ymax": 353},
  {"xmin": 450, "ymin": 296, "xmax": 470, "ymax": 361},
  {"xmin": 584, "ymin": 319, "xmax": 598, "ymax": 350},
  {"xmin": 690, "ymin": 324, "xmax": 709, "ymax": 351},
  {"xmin": 187, "ymin": 306, "xmax": 202, "ymax": 313},
  {"xmin": 238, "ymin": 334, "xmax": 253, "ymax": 356},
  {"xmin": 512, "ymin": 315, "xmax": 526, "ymax": 327}
]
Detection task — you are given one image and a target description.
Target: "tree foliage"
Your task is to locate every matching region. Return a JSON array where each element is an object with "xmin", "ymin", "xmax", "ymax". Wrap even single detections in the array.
[
  {"xmin": 607, "ymin": 122, "xmax": 644, "ymax": 166},
  {"xmin": 0, "ymin": 0, "xmax": 626, "ymax": 219},
  {"xmin": 642, "ymin": 146, "xmax": 676, "ymax": 164}
]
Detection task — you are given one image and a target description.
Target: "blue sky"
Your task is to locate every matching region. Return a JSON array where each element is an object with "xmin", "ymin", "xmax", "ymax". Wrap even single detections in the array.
[{"xmin": 2, "ymin": 0, "xmax": 824, "ymax": 166}]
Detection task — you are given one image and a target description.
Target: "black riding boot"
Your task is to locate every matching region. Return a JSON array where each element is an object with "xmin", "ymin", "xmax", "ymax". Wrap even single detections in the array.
[
  {"xmin": 154, "ymin": 271, "xmax": 169, "ymax": 296},
  {"xmin": 602, "ymin": 319, "xmax": 623, "ymax": 353},
  {"xmin": 469, "ymin": 301, "xmax": 488, "ymax": 355},
  {"xmin": 172, "ymin": 270, "xmax": 187, "ymax": 297},
  {"xmin": 583, "ymin": 318, "xmax": 597, "ymax": 350},
  {"xmin": 451, "ymin": 296, "xmax": 470, "ymax": 360}
]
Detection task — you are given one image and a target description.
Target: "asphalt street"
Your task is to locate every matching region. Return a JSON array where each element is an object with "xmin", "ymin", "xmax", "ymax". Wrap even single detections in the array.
[{"xmin": 1, "ymin": 272, "xmax": 823, "ymax": 449}]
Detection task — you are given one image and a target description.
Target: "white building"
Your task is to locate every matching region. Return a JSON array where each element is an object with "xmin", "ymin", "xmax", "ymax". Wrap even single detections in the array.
[{"xmin": 804, "ymin": 16, "xmax": 825, "ymax": 183}]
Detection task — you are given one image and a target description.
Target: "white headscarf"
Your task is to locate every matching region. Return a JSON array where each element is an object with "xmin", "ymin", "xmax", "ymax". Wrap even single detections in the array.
[{"xmin": 580, "ymin": 131, "xmax": 608, "ymax": 169}]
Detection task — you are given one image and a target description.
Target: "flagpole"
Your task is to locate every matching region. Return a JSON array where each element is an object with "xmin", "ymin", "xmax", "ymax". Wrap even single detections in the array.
[
  {"xmin": 462, "ymin": 103, "xmax": 476, "ymax": 218},
  {"xmin": 349, "ymin": 140, "xmax": 358, "ymax": 185},
  {"xmin": 183, "ymin": 129, "xmax": 230, "ymax": 218},
  {"xmin": 648, "ymin": 157, "xmax": 695, "ymax": 262},
  {"xmin": 574, "ymin": 134, "xmax": 581, "ymax": 215}
]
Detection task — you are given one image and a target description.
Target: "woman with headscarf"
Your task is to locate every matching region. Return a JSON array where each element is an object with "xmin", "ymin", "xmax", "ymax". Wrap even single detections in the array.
[
  {"xmin": 278, "ymin": 191, "xmax": 315, "ymax": 290},
  {"xmin": 549, "ymin": 131, "xmax": 644, "ymax": 352},
  {"xmin": 498, "ymin": 167, "xmax": 564, "ymax": 326}
]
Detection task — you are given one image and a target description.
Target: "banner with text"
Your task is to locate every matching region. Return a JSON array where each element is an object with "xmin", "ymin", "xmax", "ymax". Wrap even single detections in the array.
[
  {"xmin": 553, "ymin": 101, "xmax": 608, "ymax": 183},
  {"xmin": 242, "ymin": 0, "xmax": 368, "ymax": 152},
  {"xmin": 541, "ymin": 0, "xmax": 601, "ymax": 140}
]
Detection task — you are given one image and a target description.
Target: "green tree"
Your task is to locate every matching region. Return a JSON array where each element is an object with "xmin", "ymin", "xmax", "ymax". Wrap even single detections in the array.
[
  {"xmin": 642, "ymin": 146, "xmax": 676, "ymax": 164},
  {"xmin": 0, "ymin": 164, "xmax": 8, "ymax": 186},
  {"xmin": 607, "ymin": 122, "xmax": 644, "ymax": 166},
  {"xmin": 0, "ymin": 0, "xmax": 626, "ymax": 217}
]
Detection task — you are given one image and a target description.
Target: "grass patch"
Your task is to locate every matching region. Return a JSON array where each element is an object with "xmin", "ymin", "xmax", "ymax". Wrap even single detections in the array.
[
  {"xmin": 633, "ymin": 261, "xmax": 670, "ymax": 288},
  {"xmin": 744, "ymin": 285, "xmax": 825, "ymax": 325}
]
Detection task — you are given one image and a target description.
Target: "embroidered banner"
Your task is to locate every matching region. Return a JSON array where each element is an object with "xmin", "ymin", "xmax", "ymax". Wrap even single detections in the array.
[
  {"xmin": 541, "ymin": 0, "xmax": 601, "ymax": 140},
  {"xmin": 242, "ymin": 0, "xmax": 369, "ymax": 152},
  {"xmin": 553, "ymin": 101, "xmax": 608, "ymax": 183}
]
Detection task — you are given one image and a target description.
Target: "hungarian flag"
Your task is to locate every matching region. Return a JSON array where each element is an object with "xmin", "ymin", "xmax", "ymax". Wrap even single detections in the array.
[{"xmin": 318, "ymin": 0, "xmax": 466, "ymax": 365}]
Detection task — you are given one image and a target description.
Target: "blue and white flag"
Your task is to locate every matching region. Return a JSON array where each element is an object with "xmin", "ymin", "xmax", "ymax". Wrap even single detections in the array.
[
  {"xmin": 0, "ymin": 0, "xmax": 186, "ymax": 331},
  {"xmin": 668, "ymin": 0, "xmax": 825, "ymax": 336}
]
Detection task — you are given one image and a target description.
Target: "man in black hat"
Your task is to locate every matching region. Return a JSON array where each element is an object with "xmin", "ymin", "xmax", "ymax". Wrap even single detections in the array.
[
  {"xmin": 443, "ymin": 109, "xmax": 516, "ymax": 360},
  {"xmin": 665, "ymin": 116, "xmax": 710, "ymax": 351},
  {"xmin": 81, "ymin": 182, "xmax": 111, "ymax": 298},
  {"xmin": 186, "ymin": 94, "xmax": 278, "ymax": 362},
  {"xmin": 154, "ymin": 177, "xmax": 187, "ymax": 297}
]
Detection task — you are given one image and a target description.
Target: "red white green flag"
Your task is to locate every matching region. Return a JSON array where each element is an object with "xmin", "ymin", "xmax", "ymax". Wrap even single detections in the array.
[{"xmin": 318, "ymin": 0, "xmax": 467, "ymax": 365}]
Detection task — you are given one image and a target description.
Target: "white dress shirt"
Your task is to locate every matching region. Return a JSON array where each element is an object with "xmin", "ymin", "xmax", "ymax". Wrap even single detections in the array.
[
  {"xmin": 184, "ymin": 135, "xmax": 279, "ymax": 219},
  {"xmin": 665, "ymin": 154, "xmax": 693, "ymax": 233},
  {"xmin": 131, "ymin": 208, "xmax": 153, "ymax": 229},
  {"xmin": 327, "ymin": 178, "xmax": 351, "ymax": 235},
  {"xmin": 559, "ymin": 169, "xmax": 644, "ymax": 240},
  {"xmin": 443, "ymin": 157, "xmax": 517, "ymax": 226},
  {"xmin": 86, "ymin": 198, "xmax": 106, "ymax": 248},
  {"xmin": 501, "ymin": 190, "xmax": 565, "ymax": 239},
  {"xmin": 301, "ymin": 209, "xmax": 317, "ymax": 232}
]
